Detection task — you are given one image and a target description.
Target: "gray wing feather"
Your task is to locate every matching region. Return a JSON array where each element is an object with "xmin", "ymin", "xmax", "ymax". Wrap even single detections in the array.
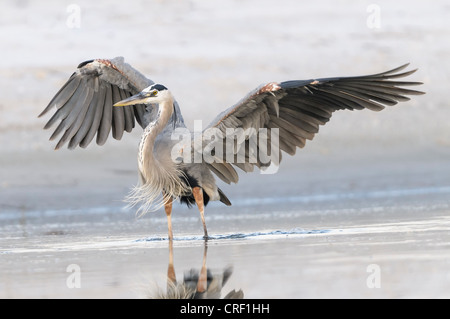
[
  {"xmin": 209, "ymin": 162, "xmax": 239, "ymax": 184},
  {"xmin": 204, "ymin": 64, "xmax": 424, "ymax": 182},
  {"xmin": 97, "ymin": 84, "xmax": 114, "ymax": 146},
  {"xmin": 69, "ymin": 87, "xmax": 100, "ymax": 149},
  {"xmin": 208, "ymin": 163, "xmax": 231, "ymax": 184},
  {"xmin": 120, "ymin": 90, "xmax": 135, "ymax": 133},
  {"xmin": 39, "ymin": 57, "xmax": 153, "ymax": 149},
  {"xmin": 133, "ymin": 104, "xmax": 146, "ymax": 127},
  {"xmin": 50, "ymin": 82, "xmax": 91, "ymax": 146},
  {"xmin": 79, "ymin": 84, "xmax": 106, "ymax": 148},
  {"xmin": 39, "ymin": 75, "xmax": 81, "ymax": 117},
  {"xmin": 44, "ymin": 77, "xmax": 85, "ymax": 131},
  {"xmin": 59, "ymin": 86, "xmax": 95, "ymax": 150},
  {"xmin": 111, "ymin": 85, "xmax": 125, "ymax": 140}
]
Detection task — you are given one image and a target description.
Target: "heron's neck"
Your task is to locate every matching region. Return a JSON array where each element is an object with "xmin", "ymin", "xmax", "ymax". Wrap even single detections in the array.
[{"xmin": 138, "ymin": 99, "xmax": 174, "ymax": 172}]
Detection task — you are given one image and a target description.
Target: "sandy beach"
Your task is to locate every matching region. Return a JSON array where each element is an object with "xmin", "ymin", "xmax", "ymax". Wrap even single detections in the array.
[{"xmin": 1, "ymin": 0, "xmax": 450, "ymax": 299}]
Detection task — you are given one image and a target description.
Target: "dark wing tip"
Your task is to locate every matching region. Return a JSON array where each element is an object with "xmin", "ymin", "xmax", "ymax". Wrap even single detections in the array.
[
  {"xmin": 54, "ymin": 142, "xmax": 62, "ymax": 151},
  {"xmin": 37, "ymin": 109, "xmax": 47, "ymax": 118},
  {"xmin": 77, "ymin": 59, "xmax": 95, "ymax": 69},
  {"xmin": 387, "ymin": 63, "xmax": 410, "ymax": 74}
]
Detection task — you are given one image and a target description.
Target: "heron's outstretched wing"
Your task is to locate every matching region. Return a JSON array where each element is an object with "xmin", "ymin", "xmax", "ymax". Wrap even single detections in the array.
[
  {"xmin": 204, "ymin": 64, "xmax": 424, "ymax": 184},
  {"xmin": 39, "ymin": 57, "xmax": 153, "ymax": 149}
]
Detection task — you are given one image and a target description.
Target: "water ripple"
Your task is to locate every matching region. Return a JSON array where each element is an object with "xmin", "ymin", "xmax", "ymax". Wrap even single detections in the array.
[{"xmin": 135, "ymin": 228, "xmax": 335, "ymax": 242}]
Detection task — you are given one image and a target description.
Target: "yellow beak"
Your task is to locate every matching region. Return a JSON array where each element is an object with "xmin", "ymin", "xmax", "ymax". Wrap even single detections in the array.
[{"xmin": 113, "ymin": 93, "xmax": 147, "ymax": 106}]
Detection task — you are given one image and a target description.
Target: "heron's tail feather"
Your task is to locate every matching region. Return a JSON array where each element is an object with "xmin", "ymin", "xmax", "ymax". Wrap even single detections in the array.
[
  {"xmin": 125, "ymin": 183, "xmax": 167, "ymax": 216},
  {"xmin": 218, "ymin": 188, "xmax": 232, "ymax": 206}
]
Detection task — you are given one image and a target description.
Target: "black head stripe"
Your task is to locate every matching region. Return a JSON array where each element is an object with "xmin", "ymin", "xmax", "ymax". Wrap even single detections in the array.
[{"xmin": 152, "ymin": 84, "xmax": 167, "ymax": 91}]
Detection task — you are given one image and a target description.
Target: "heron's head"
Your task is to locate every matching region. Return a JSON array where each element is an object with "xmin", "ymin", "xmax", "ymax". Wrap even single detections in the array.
[{"xmin": 114, "ymin": 84, "xmax": 172, "ymax": 106}]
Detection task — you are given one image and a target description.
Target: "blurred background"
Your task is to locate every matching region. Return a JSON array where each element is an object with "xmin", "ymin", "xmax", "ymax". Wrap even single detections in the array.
[
  {"xmin": 1, "ymin": 0, "xmax": 447, "ymax": 149},
  {"xmin": 1, "ymin": 0, "xmax": 448, "ymax": 214},
  {"xmin": 1, "ymin": 0, "xmax": 449, "ymax": 298}
]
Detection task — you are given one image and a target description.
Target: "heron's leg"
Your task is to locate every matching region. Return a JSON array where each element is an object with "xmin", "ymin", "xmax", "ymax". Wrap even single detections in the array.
[
  {"xmin": 163, "ymin": 194, "xmax": 174, "ymax": 241},
  {"xmin": 192, "ymin": 187, "xmax": 208, "ymax": 239}
]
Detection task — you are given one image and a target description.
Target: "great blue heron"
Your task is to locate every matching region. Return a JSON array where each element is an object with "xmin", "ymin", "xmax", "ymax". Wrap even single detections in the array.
[{"xmin": 39, "ymin": 57, "xmax": 424, "ymax": 240}]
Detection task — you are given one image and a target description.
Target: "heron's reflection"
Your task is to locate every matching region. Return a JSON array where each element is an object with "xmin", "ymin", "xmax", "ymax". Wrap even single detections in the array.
[{"xmin": 152, "ymin": 240, "xmax": 243, "ymax": 299}]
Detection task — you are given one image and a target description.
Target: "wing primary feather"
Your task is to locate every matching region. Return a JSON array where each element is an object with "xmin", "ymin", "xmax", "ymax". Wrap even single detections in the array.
[
  {"xmin": 332, "ymin": 85, "xmax": 403, "ymax": 105},
  {"xmin": 80, "ymin": 84, "xmax": 107, "ymax": 148},
  {"xmin": 280, "ymin": 102, "xmax": 331, "ymax": 124},
  {"xmin": 281, "ymin": 95, "xmax": 335, "ymax": 116},
  {"xmin": 210, "ymin": 163, "xmax": 235, "ymax": 184},
  {"xmin": 60, "ymin": 78, "xmax": 92, "ymax": 129},
  {"xmin": 269, "ymin": 124, "xmax": 306, "ymax": 148},
  {"xmin": 319, "ymin": 88, "xmax": 385, "ymax": 111},
  {"xmin": 309, "ymin": 88, "xmax": 362, "ymax": 110},
  {"xmin": 39, "ymin": 75, "xmax": 81, "ymax": 117},
  {"xmin": 353, "ymin": 69, "xmax": 418, "ymax": 81},
  {"xmin": 49, "ymin": 82, "xmax": 89, "ymax": 142},
  {"xmin": 359, "ymin": 63, "xmax": 410, "ymax": 78},
  {"xmin": 338, "ymin": 81, "xmax": 424, "ymax": 96},
  {"xmin": 43, "ymin": 78, "xmax": 86, "ymax": 130},
  {"xmin": 97, "ymin": 84, "xmax": 113, "ymax": 145},
  {"xmin": 208, "ymin": 164, "xmax": 231, "ymax": 184},
  {"xmin": 333, "ymin": 82, "xmax": 412, "ymax": 103},
  {"xmin": 69, "ymin": 87, "xmax": 101, "ymax": 149},
  {"xmin": 65, "ymin": 87, "xmax": 95, "ymax": 149},
  {"xmin": 44, "ymin": 105, "xmax": 70, "ymax": 131},
  {"xmin": 370, "ymin": 80, "xmax": 423, "ymax": 86},
  {"xmin": 269, "ymin": 115, "xmax": 315, "ymax": 140},
  {"xmin": 328, "ymin": 64, "xmax": 410, "ymax": 82},
  {"xmin": 279, "ymin": 106, "xmax": 329, "ymax": 126},
  {"xmin": 275, "ymin": 133, "xmax": 297, "ymax": 155},
  {"xmin": 120, "ymin": 89, "xmax": 135, "ymax": 132},
  {"xmin": 60, "ymin": 78, "xmax": 94, "ymax": 130},
  {"xmin": 55, "ymin": 86, "xmax": 94, "ymax": 150},
  {"xmin": 133, "ymin": 104, "xmax": 146, "ymax": 128},
  {"xmin": 111, "ymin": 85, "xmax": 125, "ymax": 140},
  {"xmin": 233, "ymin": 162, "xmax": 254, "ymax": 173},
  {"xmin": 279, "ymin": 112, "xmax": 319, "ymax": 133},
  {"xmin": 221, "ymin": 162, "xmax": 239, "ymax": 183}
]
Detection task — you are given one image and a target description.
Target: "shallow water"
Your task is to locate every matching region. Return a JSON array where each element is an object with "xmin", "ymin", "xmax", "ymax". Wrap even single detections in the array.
[{"xmin": 1, "ymin": 150, "xmax": 450, "ymax": 298}]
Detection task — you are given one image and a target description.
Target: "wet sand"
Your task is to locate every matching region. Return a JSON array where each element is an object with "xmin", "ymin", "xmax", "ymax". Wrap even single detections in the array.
[{"xmin": 1, "ymin": 0, "xmax": 450, "ymax": 299}]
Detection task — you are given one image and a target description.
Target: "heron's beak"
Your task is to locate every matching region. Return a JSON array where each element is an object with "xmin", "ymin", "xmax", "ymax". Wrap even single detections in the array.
[{"xmin": 113, "ymin": 93, "xmax": 147, "ymax": 107}]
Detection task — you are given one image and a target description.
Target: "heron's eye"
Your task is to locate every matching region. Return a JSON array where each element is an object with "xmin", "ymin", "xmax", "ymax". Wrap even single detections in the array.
[{"xmin": 145, "ymin": 90, "xmax": 157, "ymax": 97}]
